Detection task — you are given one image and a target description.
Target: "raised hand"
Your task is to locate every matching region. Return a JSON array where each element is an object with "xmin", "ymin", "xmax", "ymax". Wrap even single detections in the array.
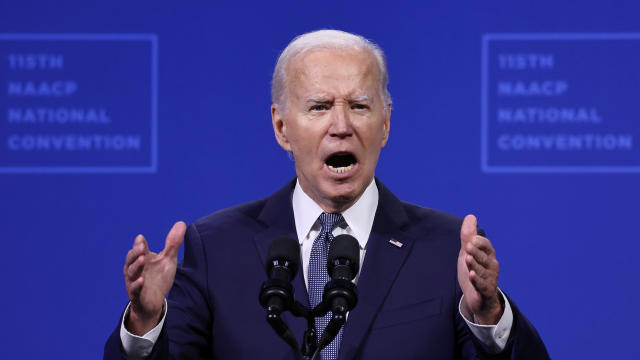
[
  {"xmin": 123, "ymin": 221, "xmax": 186, "ymax": 335},
  {"xmin": 457, "ymin": 214, "xmax": 503, "ymax": 325}
]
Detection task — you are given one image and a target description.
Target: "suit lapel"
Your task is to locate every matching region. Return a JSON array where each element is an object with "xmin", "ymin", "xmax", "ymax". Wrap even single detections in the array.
[
  {"xmin": 252, "ymin": 179, "xmax": 310, "ymax": 347},
  {"xmin": 339, "ymin": 180, "xmax": 412, "ymax": 359}
]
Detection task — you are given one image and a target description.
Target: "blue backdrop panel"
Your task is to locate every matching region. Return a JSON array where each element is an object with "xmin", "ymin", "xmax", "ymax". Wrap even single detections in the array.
[
  {"xmin": 484, "ymin": 33, "xmax": 640, "ymax": 171},
  {"xmin": 0, "ymin": 34, "xmax": 156, "ymax": 172},
  {"xmin": 0, "ymin": 1, "xmax": 638, "ymax": 359}
]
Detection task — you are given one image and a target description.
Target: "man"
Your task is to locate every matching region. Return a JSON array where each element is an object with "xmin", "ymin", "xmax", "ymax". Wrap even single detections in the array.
[{"xmin": 105, "ymin": 30, "xmax": 549, "ymax": 359}]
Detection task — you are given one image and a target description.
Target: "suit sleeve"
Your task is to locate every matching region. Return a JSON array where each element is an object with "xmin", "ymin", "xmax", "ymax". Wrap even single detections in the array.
[{"xmin": 104, "ymin": 224, "xmax": 213, "ymax": 359}]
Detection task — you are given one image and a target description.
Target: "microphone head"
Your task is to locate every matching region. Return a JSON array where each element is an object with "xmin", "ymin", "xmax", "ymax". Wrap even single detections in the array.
[
  {"xmin": 266, "ymin": 236, "xmax": 300, "ymax": 278},
  {"xmin": 328, "ymin": 234, "xmax": 360, "ymax": 279}
]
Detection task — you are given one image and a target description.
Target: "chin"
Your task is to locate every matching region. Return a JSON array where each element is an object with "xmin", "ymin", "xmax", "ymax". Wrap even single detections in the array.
[{"xmin": 322, "ymin": 180, "xmax": 364, "ymax": 207}]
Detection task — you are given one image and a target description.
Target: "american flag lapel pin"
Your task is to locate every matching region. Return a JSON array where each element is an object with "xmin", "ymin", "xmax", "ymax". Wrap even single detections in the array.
[{"xmin": 389, "ymin": 239, "xmax": 403, "ymax": 248}]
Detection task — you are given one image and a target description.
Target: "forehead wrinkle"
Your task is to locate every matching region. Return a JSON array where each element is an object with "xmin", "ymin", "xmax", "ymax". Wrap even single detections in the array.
[{"xmin": 287, "ymin": 48, "xmax": 384, "ymax": 107}]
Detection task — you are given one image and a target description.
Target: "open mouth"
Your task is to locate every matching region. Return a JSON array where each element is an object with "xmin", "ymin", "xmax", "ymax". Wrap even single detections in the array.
[{"xmin": 325, "ymin": 152, "xmax": 358, "ymax": 174}]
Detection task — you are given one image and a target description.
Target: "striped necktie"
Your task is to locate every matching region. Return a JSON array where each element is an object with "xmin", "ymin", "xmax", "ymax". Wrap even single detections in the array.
[{"xmin": 308, "ymin": 212, "xmax": 345, "ymax": 360}]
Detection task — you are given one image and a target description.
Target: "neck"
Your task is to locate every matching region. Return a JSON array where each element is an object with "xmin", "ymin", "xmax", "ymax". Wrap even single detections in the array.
[
  {"xmin": 318, "ymin": 197, "xmax": 357, "ymax": 214},
  {"xmin": 297, "ymin": 178, "xmax": 373, "ymax": 214}
]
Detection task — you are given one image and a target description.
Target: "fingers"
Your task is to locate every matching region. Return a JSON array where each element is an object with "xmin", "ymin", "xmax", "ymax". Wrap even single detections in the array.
[
  {"xmin": 470, "ymin": 235, "xmax": 495, "ymax": 255},
  {"xmin": 126, "ymin": 235, "xmax": 148, "ymax": 264},
  {"xmin": 464, "ymin": 236, "xmax": 499, "ymax": 278},
  {"xmin": 466, "ymin": 255, "xmax": 498, "ymax": 297},
  {"xmin": 465, "ymin": 246, "xmax": 499, "ymax": 298},
  {"xmin": 469, "ymin": 270, "xmax": 497, "ymax": 297},
  {"xmin": 465, "ymin": 236, "xmax": 495, "ymax": 266},
  {"xmin": 163, "ymin": 221, "xmax": 186, "ymax": 258},
  {"xmin": 124, "ymin": 234, "xmax": 149, "ymax": 279},
  {"xmin": 465, "ymin": 253, "xmax": 497, "ymax": 279},
  {"xmin": 127, "ymin": 252, "xmax": 145, "ymax": 280},
  {"xmin": 124, "ymin": 235, "xmax": 149, "ymax": 301}
]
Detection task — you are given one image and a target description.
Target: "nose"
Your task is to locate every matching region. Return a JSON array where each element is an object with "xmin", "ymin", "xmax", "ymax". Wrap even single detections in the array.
[{"xmin": 329, "ymin": 104, "xmax": 352, "ymax": 139}]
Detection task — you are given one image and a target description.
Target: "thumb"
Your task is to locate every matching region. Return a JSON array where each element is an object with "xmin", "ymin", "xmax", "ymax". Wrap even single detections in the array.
[
  {"xmin": 460, "ymin": 214, "xmax": 478, "ymax": 248},
  {"xmin": 163, "ymin": 221, "xmax": 186, "ymax": 258}
]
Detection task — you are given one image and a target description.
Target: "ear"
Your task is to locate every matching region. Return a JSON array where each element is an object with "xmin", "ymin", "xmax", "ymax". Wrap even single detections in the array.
[
  {"xmin": 380, "ymin": 102, "xmax": 391, "ymax": 148},
  {"xmin": 272, "ymin": 104, "xmax": 292, "ymax": 152}
]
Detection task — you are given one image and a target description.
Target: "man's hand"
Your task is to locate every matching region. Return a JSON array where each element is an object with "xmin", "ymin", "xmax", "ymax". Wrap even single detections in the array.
[
  {"xmin": 123, "ymin": 221, "xmax": 186, "ymax": 335},
  {"xmin": 457, "ymin": 214, "xmax": 503, "ymax": 325}
]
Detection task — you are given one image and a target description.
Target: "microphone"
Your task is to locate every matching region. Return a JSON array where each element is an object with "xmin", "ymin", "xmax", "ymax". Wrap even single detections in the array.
[
  {"xmin": 315, "ymin": 234, "xmax": 360, "ymax": 355},
  {"xmin": 324, "ymin": 234, "xmax": 359, "ymax": 314},
  {"xmin": 328, "ymin": 234, "xmax": 360, "ymax": 281},
  {"xmin": 259, "ymin": 236, "xmax": 300, "ymax": 314},
  {"xmin": 259, "ymin": 237, "xmax": 302, "ymax": 355}
]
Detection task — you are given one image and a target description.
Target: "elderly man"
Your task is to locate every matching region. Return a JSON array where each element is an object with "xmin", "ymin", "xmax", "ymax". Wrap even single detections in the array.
[{"xmin": 105, "ymin": 30, "xmax": 549, "ymax": 359}]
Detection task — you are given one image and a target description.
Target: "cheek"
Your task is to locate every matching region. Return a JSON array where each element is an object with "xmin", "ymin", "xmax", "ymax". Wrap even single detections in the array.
[
  {"xmin": 285, "ymin": 125, "xmax": 306, "ymax": 151},
  {"xmin": 289, "ymin": 135, "xmax": 319, "ymax": 166},
  {"xmin": 291, "ymin": 127, "xmax": 324, "ymax": 155},
  {"xmin": 363, "ymin": 128, "xmax": 387, "ymax": 149}
]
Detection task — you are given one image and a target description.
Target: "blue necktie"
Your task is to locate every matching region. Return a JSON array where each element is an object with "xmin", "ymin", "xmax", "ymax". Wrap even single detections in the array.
[{"xmin": 309, "ymin": 213, "xmax": 345, "ymax": 360}]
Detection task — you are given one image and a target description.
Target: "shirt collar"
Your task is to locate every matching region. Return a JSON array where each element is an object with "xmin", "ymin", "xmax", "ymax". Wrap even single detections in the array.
[{"xmin": 292, "ymin": 178, "xmax": 378, "ymax": 250}]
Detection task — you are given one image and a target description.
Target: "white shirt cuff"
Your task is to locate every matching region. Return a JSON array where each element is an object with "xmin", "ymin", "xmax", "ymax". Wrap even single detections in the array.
[
  {"xmin": 458, "ymin": 289, "xmax": 513, "ymax": 353},
  {"xmin": 119, "ymin": 300, "xmax": 167, "ymax": 359}
]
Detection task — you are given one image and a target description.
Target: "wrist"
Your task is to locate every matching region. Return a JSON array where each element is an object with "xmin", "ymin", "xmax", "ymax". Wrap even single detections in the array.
[
  {"xmin": 473, "ymin": 294, "xmax": 504, "ymax": 325},
  {"xmin": 126, "ymin": 302, "xmax": 165, "ymax": 336}
]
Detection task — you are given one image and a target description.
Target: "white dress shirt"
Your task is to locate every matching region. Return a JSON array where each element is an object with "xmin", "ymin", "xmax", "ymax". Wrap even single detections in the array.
[{"xmin": 120, "ymin": 179, "xmax": 513, "ymax": 357}]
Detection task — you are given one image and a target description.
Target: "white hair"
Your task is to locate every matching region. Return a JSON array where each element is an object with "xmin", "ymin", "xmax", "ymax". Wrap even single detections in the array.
[{"xmin": 271, "ymin": 29, "xmax": 391, "ymax": 109}]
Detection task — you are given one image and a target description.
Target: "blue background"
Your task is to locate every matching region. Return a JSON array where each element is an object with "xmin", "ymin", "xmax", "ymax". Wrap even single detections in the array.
[{"xmin": 1, "ymin": 1, "xmax": 637, "ymax": 358}]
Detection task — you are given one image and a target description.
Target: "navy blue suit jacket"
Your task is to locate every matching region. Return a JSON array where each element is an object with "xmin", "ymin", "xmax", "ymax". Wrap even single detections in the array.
[{"xmin": 105, "ymin": 179, "xmax": 549, "ymax": 359}]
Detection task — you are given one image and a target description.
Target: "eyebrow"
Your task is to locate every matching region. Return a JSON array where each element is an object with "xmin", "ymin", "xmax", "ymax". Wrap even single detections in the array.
[
  {"xmin": 349, "ymin": 96, "xmax": 370, "ymax": 103},
  {"xmin": 305, "ymin": 96, "xmax": 371, "ymax": 104},
  {"xmin": 306, "ymin": 97, "xmax": 332, "ymax": 104}
]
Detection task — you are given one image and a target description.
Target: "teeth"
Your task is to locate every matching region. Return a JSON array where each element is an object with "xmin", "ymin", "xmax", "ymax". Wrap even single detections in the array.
[{"xmin": 327, "ymin": 164, "xmax": 354, "ymax": 173}]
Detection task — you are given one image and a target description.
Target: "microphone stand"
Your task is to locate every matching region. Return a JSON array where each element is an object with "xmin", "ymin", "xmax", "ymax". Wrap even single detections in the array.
[
  {"xmin": 290, "ymin": 301, "xmax": 319, "ymax": 358},
  {"xmin": 292, "ymin": 300, "xmax": 344, "ymax": 360},
  {"xmin": 308, "ymin": 307, "xmax": 347, "ymax": 360},
  {"xmin": 263, "ymin": 292, "xmax": 353, "ymax": 359}
]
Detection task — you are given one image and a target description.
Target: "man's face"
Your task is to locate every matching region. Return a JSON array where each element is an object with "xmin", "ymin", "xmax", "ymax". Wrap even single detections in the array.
[{"xmin": 272, "ymin": 48, "xmax": 391, "ymax": 212}]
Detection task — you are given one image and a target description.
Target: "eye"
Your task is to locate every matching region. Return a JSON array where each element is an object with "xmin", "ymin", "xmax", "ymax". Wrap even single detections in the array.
[
  {"xmin": 351, "ymin": 103, "xmax": 369, "ymax": 111},
  {"xmin": 309, "ymin": 104, "xmax": 329, "ymax": 112}
]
